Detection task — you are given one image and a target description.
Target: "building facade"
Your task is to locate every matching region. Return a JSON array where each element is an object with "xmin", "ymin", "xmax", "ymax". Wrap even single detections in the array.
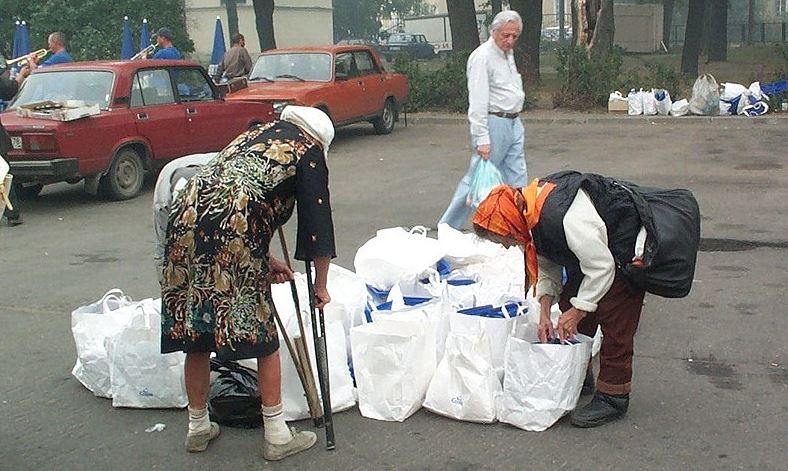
[{"xmin": 185, "ymin": 0, "xmax": 333, "ymax": 59}]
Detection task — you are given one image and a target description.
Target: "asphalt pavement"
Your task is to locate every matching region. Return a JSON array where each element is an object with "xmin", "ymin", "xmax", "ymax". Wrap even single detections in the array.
[{"xmin": 1, "ymin": 112, "xmax": 786, "ymax": 470}]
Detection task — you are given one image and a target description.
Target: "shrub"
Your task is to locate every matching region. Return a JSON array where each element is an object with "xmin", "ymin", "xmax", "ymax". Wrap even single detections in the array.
[
  {"xmin": 552, "ymin": 45, "xmax": 624, "ymax": 109},
  {"xmin": 393, "ymin": 51, "xmax": 471, "ymax": 112},
  {"xmin": 616, "ymin": 61, "xmax": 690, "ymax": 100}
]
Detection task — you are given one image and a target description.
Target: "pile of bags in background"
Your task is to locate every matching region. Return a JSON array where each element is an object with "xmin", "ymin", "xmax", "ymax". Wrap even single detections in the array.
[
  {"xmin": 70, "ymin": 224, "xmax": 600, "ymax": 432},
  {"xmin": 609, "ymin": 74, "xmax": 788, "ymax": 117}
]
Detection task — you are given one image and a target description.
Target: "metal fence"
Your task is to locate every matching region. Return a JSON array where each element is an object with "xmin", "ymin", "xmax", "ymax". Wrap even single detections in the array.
[{"xmin": 670, "ymin": 22, "xmax": 788, "ymax": 46}]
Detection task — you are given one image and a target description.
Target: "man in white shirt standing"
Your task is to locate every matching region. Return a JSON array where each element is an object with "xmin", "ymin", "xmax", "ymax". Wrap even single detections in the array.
[{"xmin": 439, "ymin": 10, "xmax": 526, "ymax": 230}]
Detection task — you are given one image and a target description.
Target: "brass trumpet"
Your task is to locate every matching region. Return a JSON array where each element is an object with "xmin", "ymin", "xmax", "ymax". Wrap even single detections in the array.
[
  {"xmin": 6, "ymin": 49, "xmax": 48, "ymax": 67},
  {"xmin": 131, "ymin": 44, "xmax": 156, "ymax": 60}
]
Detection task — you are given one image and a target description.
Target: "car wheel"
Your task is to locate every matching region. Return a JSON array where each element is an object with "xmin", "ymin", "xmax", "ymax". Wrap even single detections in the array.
[
  {"xmin": 15, "ymin": 183, "xmax": 43, "ymax": 200},
  {"xmin": 373, "ymin": 99, "xmax": 396, "ymax": 135},
  {"xmin": 101, "ymin": 148, "xmax": 145, "ymax": 200}
]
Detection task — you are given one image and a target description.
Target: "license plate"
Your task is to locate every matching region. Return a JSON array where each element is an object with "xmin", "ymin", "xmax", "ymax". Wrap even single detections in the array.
[{"xmin": 10, "ymin": 136, "xmax": 22, "ymax": 149}]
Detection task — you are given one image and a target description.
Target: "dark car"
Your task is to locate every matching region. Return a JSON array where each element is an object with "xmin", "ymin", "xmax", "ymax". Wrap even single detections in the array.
[
  {"xmin": 381, "ymin": 33, "xmax": 435, "ymax": 61},
  {"xmin": 2, "ymin": 59, "xmax": 274, "ymax": 200}
]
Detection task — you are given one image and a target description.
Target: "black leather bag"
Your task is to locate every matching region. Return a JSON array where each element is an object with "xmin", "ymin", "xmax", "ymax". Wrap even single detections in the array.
[{"xmin": 618, "ymin": 182, "xmax": 701, "ymax": 298}]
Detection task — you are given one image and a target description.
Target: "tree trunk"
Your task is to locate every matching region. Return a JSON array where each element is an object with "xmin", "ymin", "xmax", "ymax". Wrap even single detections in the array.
[
  {"xmin": 491, "ymin": 0, "xmax": 503, "ymax": 16},
  {"xmin": 662, "ymin": 0, "xmax": 675, "ymax": 51},
  {"xmin": 746, "ymin": 0, "xmax": 754, "ymax": 45},
  {"xmin": 510, "ymin": 0, "xmax": 542, "ymax": 86},
  {"xmin": 252, "ymin": 0, "xmax": 276, "ymax": 51},
  {"xmin": 225, "ymin": 0, "xmax": 240, "ymax": 40},
  {"xmin": 680, "ymin": 0, "xmax": 705, "ymax": 76},
  {"xmin": 706, "ymin": 1, "xmax": 727, "ymax": 62},
  {"xmin": 571, "ymin": 0, "xmax": 615, "ymax": 59},
  {"xmin": 446, "ymin": 0, "xmax": 480, "ymax": 52}
]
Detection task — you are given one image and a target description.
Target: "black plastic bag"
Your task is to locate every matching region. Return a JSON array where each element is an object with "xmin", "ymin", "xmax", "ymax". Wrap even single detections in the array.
[{"xmin": 208, "ymin": 359, "xmax": 262, "ymax": 428}]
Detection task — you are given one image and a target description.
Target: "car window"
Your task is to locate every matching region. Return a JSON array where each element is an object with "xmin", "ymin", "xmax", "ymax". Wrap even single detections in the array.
[
  {"xmin": 249, "ymin": 53, "xmax": 332, "ymax": 82},
  {"xmin": 135, "ymin": 69, "xmax": 175, "ymax": 106},
  {"xmin": 8, "ymin": 70, "xmax": 114, "ymax": 110},
  {"xmin": 172, "ymin": 68, "xmax": 215, "ymax": 102},
  {"xmin": 353, "ymin": 52, "xmax": 377, "ymax": 76},
  {"xmin": 335, "ymin": 52, "xmax": 356, "ymax": 80},
  {"xmin": 130, "ymin": 74, "xmax": 144, "ymax": 107}
]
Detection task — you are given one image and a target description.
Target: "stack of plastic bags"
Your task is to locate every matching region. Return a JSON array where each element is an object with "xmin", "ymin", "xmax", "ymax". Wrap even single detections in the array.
[{"xmin": 70, "ymin": 289, "xmax": 188, "ymax": 408}]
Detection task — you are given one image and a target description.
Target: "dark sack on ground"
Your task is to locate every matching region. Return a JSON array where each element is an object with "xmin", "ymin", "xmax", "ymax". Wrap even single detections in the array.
[
  {"xmin": 619, "ymin": 183, "xmax": 701, "ymax": 298},
  {"xmin": 208, "ymin": 359, "xmax": 262, "ymax": 428}
]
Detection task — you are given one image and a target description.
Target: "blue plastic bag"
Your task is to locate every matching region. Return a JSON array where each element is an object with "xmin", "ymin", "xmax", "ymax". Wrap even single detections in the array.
[{"xmin": 466, "ymin": 160, "xmax": 503, "ymax": 209}]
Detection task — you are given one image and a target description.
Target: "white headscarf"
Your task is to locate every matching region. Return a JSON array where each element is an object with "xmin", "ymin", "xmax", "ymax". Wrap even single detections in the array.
[{"xmin": 280, "ymin": 105, "xmax": 335, "ymax": 160}]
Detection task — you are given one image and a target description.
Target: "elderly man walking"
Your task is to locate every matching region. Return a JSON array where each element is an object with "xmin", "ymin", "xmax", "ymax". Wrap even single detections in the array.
[{"xmin": 438, "ymin": 10, "xmax": 526, "ymax": 230}]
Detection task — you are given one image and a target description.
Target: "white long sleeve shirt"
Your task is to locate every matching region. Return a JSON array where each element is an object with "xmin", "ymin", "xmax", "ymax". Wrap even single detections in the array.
[
  {"xmin": 466, "ymin": 37, "xmax": 525, "ymax": 147},
  {"xmin": 535, "ymin": 189, "xmax": 616, "ymax": 312}
]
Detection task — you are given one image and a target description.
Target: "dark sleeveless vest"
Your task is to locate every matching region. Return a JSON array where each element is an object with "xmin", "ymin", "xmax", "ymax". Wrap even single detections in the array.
[{"xmin": 530, "ymin": 171, "xmax": 642, "ymax": 281}]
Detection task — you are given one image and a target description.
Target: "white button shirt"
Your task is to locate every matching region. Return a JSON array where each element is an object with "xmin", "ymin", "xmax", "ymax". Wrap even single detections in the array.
[{"xmin": 466, "ymin": 37, "xmax": 525, "ymax": 146}]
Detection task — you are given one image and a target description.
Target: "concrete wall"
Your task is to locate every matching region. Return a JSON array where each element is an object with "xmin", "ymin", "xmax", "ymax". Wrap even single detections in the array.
[
  {"xmin": 185, "ymin": 0, "xmax": 333, "ymax": 60},
  {"xmin": 614, "ymin": 3, "xmax": 664, "ymax": 53}
]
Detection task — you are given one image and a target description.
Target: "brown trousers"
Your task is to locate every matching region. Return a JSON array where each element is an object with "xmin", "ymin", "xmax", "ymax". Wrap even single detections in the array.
[{"xmin": 559, "ymin": 272, "xmax": 646, "ymax": 395}]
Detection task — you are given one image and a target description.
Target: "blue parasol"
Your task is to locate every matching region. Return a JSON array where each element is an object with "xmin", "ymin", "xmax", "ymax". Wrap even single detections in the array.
[
  {"xmin": 210, "ymin": 16, "xmax": 226, "ymax": 65},
  {"xmin": 121, "ymin": 16, "xmax": 134, "ymax": 59},
  {"xmin": 19, "ymin": 21, "xmax": 31, "ymax": 57},
  {"xmin": 12, "ymin": 20, "xmax": 21, "ymax": 59},
  {"xmin": 139, "ymin": 18, "xmax": 150, "ymax": 52}
]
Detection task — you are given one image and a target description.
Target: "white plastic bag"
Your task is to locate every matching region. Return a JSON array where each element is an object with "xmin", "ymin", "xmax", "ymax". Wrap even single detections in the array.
[
  {"xmin": 670, "ymin": 99, "xmax": 689, "ymax": 117},
  {"xmin": 627, "ymin": 89, "xmax": 643, "ymax": 115},
  {"xmin": 354, "ymin": 227, "xmax": 446, "ymax": 291},
  {"xmin": 497, "ymin": 322, "xmax": 593, "ymax": 431},
  {"xmin": 689, "ymin": 74, "xmax": 720, "ymax": 115},
  {"xmin": 437, "ymin": 223, "xmax": 506, "ymax": 268},
  {"xmin": 642, "ymin": 89, "xmax": 658, "ymax": 115},
  {"xmin": 653, "ymin": 89, "xmax": 672, "ymax": 115},
  {"xmin": 71, "ymin": 289, "xmax": 136, "ymax": 398},
  {"xmin": 107, "ymin": 298, "xmax": 188, "ymax": 408},
  {"xmin": 449, "ymin": 305, "xmax": 522, "ymax": 382},
  {"xmin": 272, "ymin": 321, "xmax": 356, "ymax": 421},
  {"xmin": 423, "ymin": 331, "xmax": 501, "ymax": 423},
  {"xmin": 350, "ymin": 317, "xmax": 436, "ymax": 421}
]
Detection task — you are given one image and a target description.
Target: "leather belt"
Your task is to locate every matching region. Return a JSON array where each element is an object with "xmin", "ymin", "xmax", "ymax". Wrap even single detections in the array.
[{"xmin": 489, "ymin": 111, "xmax": 520, "ymax": 119}]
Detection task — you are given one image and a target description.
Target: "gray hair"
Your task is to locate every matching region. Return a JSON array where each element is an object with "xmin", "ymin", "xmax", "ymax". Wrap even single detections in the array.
[{"xmin": 490, "ymin": 10, "xmax": 523, "ymax": 33}]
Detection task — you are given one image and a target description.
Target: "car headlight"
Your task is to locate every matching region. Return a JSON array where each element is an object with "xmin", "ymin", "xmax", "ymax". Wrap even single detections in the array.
[{"xmin": 272, "ymin": 101, "xmax": 294, "ymax": 114}]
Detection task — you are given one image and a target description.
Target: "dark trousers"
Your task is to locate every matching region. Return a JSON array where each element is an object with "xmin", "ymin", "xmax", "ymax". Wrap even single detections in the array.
[{"xmin": 559, "ymin": 272, "xmax": 645, "ymax": 395}]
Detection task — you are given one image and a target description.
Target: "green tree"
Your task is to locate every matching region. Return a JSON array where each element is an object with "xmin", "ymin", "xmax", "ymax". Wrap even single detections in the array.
[
  {"xmin": 332, "ymin": 0, "xmax": 430, "ymax": 40},
  {"xmin": 0, "ymin": 0, "xmax": 193, "ymax": 61}
]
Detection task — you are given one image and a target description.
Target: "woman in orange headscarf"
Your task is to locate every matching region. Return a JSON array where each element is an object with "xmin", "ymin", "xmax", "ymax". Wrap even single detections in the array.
[{"xmin": 473, "ymin": 171, "xmax": 647, "ymax": 428}]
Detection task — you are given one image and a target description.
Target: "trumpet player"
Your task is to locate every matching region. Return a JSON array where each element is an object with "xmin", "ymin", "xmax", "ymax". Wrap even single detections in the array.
[
  {"xmin": 17, "ymin": 32, "xmax": 72, "ymax": 81},
  {"xmin": 151, "ymin": 27, "xmax": 182, "ymax": 60}
]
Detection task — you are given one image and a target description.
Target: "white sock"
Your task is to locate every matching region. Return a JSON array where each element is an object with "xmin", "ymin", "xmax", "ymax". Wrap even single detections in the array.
[
  {"xmin": 188, "ymin": 406, "xmax": 210, "ymax": 434},
  {"xmin": 262, "ymin": 403, "xmax": 292, "ymax": 445}
]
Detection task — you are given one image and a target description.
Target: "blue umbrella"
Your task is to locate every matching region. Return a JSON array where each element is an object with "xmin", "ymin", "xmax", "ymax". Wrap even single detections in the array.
[
  {"xmin": 19, "ymin": 21, "xmax": 31, "ymax": 57},
  {"xmin": 210, "ymin": 16, "xmax": 226, "ymax": 65},
  {"xmin": 121, "ymin": 16, "xmax": 134, "ymax": 59},
  {"xmin": 12, "ymin": 20, "xmax": 21, "ymax": 59},
  {"xmin": 139, "ymin": 18, "xmax": 150, "ymax": 52}
]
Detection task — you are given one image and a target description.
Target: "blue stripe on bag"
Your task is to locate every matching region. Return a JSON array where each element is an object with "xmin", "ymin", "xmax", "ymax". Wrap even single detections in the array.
[{"xmin": 458, "ymin": 302, "xmax": 524, "ymax": 319}]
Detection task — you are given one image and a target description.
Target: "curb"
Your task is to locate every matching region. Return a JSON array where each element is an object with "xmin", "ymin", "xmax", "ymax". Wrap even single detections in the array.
[{"xmin": 404, "ymin": 112, "xmax": 788, "ymax": 126}]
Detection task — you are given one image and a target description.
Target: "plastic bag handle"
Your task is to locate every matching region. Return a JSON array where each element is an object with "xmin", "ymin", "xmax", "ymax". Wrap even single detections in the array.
[
  {"xmin": 98, "ymin": 289, "xmax": 129, "ymax": 314},
  {"xmin": 409, "ymin": 225, "xmax": 429, "ymax": 237}
]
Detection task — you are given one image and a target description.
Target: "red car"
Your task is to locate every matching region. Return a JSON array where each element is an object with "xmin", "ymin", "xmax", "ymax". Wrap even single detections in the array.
[
  {"xmin": 225, "ymin": 45, "xmax": 408, "ymax": 134},
  {"xmin": 2, "ymin": 59, "xmax": 274, "ymax": 200}
]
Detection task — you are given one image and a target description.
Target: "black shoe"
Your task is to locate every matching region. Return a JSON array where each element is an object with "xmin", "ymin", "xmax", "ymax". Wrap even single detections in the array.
[
  {"xmin": 571, "ymin": 392, "xmax": 629, "ymax": 428},
  {"xmin": 7, "ymin": 216, "xmax": 23, "ymax": 227},
  {"xmin": 580, "ymin": 368, "xmax": 595, "ymax": 396}
]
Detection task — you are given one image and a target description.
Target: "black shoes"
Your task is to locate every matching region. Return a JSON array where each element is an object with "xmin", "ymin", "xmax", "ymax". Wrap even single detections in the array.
[
  {"xmin": 580, "ymin": 368, "xmax": 595, "ymax": 396},
  {"xmin": 571, "ymin": 392, "xmax": 629, "ymax": 428}
]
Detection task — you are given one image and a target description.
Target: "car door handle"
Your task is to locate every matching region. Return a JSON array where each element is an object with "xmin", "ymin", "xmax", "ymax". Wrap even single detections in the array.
[
  {"xmin": 357, "ymin": 80, "xmax": 364, "ymax": 86},
  {"xmin": 136, "ymin": 112, "xmax": 148, "ymax": 120},
  {"xmin": 186, "ymin": 108, "xmax": 197, "ymax": 115}
]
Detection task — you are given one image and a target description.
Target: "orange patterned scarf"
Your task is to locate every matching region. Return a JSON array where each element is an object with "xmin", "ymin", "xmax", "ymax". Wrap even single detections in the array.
[{"xmin": 472, "ymin": 179, "xmax": 556, "ymax": 291}]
